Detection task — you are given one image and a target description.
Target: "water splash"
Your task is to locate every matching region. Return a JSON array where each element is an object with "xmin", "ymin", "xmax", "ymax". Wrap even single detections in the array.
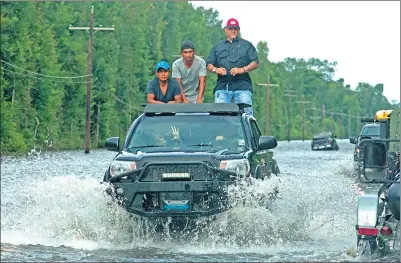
[
  {"xmin": 2, "ymin": 141, "xmax": 388, "ymax": 261},
  {"xmin": 0, "ymin": 174, "xmax": 302, "ymax": 250}
]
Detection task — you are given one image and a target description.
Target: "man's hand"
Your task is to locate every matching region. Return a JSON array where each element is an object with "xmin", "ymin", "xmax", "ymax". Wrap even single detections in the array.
[
  {"xmin": 196, "ymin": 97, "xmax": 203, "ymax": 104},
  {"xmin": 230, "ymin": 67, "xmax": 244, "ymax": 76},
  {"xmin": 158, "ymin": 137, "xmax": 167, "ymax": 146},
  {"xmin": 183, "ymin": 97, "xmax": 190, "ymax": 104},
  {"xmin": 167, "ymin": 101, "xmax": 176, "ymax": 104},
  {"xmin": 171, "ymin": 126, "xmax": 180, "ymax": 140},
  {"xmin": 216, "ymin": 67, "xmax": 227, "ymax": 76}
]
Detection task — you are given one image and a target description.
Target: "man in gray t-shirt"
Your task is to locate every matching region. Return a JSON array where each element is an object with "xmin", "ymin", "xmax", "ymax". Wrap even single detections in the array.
[{"xmin": 172, "ymin": 40, "xmax": 207, "ymax": 103}]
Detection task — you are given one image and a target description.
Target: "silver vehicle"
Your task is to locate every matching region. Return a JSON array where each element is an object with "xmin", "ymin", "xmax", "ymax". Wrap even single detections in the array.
[{"xmin": 356, "ymin": 109, "xmax": 400, "ymax": 257}]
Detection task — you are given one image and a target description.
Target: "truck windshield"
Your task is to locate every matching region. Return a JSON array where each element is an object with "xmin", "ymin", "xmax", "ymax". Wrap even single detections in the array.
[
  {"xmin": 361, "ymin": 126, "xmax": 380, "ymax": 136},
  {"xmin": 126, "ymin": 114, "xmax": 247, "ymax": 153}
]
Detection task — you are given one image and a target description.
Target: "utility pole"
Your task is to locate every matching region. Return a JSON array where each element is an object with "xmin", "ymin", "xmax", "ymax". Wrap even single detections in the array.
[
  {"xmin": 348, "ymin": 112, "xmax": 351, "ymax": 138},
  {"xmin": 296, "ymin": 95, "xmax": 311, "ymax": 141},
  {"xmin": 69, "ymin": 6, "xmax": 115, "ymax": 154},
  {"xmin": 312, "ymin": 101, "xmax": 315, "ymax": 134},
  {"xmin": 308, "ymin": 100, "xmax": 320, "ymax": 135},
  {"xmin": 283, "ymin": 89, "xmax": 298, "ymax": 142},
  {"xmin": 258, "ymin": 75, "xmax": 279, "ymax": 135},
  {"xmin": 322, "ymin": 104, "xmax": 326, "ymax": 131},
  {"xmin": 343, "ymin": 87, "xmax": 357, "ymax": 139}
]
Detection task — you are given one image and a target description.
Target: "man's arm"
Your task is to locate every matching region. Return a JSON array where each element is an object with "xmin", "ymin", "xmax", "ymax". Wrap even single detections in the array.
[
  {"xmin": 170, "ymin": 94, "xmax": 183, "ymax": 104},
  {"xmin": 146, "ymin": 81, "xmax": 164, "ymax": 104},
  {"xmin": 168, "ymin": 81, "xmax": 183, "ymax": 104},
  {"xmin": 230, "ymin": 61, "xmax": 259, "ymax": 76},
  {"xmin": 230, "ymin": 43, "xmax": 259, "ymax": 76},
  {"xmin": 147, "ymin": 93, "xmax": 164, "ymax": 104},
  {"xmin": 174, "ymin": 78, "xmax": 189, "ymax": 103},
  {"xmin": 243, "ymin": 43, "xmax": 259, "ymax": 73},
  {"xmin": 207, "ymin": 63, "xmax": 227, "ymax": 75},
  {"xmin": 206, "ymin": 63, "xmax": 215, "ymax": 73},
  {"xmin": 206, "ymin": 44, "xmax": 227, "ymax": 75},
  {"xmin": 197, "ymin": 59, "xmax": 207, "ymax": 103},
  {"xmin": 206, "ymin": 45, "xmax": 217, "ymax": 73},
  {"xmin": 197, "ymin": 76, "xmax": 206, "ymax": 103},
  {"xmin": 242, "ymin": 61, "xmax": 259, "ymax": 73}
]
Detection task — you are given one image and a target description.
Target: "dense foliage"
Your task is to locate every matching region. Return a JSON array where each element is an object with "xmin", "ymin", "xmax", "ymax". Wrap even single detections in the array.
[{"xmin": 1, "ymin": 1, "xmax": 399, "ymax": 154}]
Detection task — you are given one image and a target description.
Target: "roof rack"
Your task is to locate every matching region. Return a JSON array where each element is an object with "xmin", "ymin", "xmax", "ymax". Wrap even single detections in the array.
[
  {"xmin": 360, "ymin": 117, "xmax": 375, "ymax": 123},
  {"xmin": 143, "ymin": 103, "xmax": 240, "ymax": 115}
]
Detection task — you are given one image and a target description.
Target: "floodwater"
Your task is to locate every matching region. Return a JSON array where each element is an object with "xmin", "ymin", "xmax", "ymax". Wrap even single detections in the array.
[{"xmin": 1, "ymin": 140, "xmax": 399, "ymax": 262}]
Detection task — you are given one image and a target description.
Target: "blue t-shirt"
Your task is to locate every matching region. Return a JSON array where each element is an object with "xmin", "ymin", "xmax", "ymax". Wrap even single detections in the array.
[{"xmin": 145, "ymin": 77, "xmax": 182, "ymax": 103}]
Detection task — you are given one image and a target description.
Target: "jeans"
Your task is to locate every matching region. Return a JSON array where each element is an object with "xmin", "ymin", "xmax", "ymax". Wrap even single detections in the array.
[{"xmin": 214, "ymin": 90, "xmax": 253, "ymax": 116}]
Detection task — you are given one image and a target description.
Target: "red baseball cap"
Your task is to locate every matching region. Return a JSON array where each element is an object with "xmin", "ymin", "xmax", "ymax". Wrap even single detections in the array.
[{"xmin": 226, "ymin": 18, "xmax": 240, "ymax": 28}]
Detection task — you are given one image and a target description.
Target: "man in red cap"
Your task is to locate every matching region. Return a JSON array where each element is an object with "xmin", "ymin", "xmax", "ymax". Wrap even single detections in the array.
[{"xmin": 206, "ymin": 18, "xmax": 259, "ymax": 116}]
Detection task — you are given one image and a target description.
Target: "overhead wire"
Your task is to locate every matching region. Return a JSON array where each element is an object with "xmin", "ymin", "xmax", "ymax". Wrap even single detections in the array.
[
  {"xmin": 94, "ymin": 78, "xmax": 142, "ymax": 111},
  {"xmin": 1, "ymin": 65, "xmax": 142, "ymax": 111},
  {"xmin": 1, "ymin": 67, "xmax": 92, "ymax": 84},
  {"xmin": 1, "ymin": 60, "xmax": 92, "ymax": 79}
]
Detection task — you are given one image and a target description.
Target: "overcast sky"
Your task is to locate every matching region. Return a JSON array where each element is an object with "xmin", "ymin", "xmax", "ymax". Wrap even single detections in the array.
[{"xmin": 191, "ymin": 1, "xmax": 400, "ymax": 103}]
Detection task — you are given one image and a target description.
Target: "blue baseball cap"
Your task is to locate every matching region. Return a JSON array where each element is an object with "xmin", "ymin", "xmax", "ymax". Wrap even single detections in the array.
[{"xmin": 155, "ymin": 60, "xmax": 169, "ymax": 71}]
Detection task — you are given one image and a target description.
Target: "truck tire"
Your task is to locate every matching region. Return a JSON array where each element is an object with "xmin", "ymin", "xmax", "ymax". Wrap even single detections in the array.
[{"xmin": 357, "ymin": 236, "xmax": 377, "ymax": 257}]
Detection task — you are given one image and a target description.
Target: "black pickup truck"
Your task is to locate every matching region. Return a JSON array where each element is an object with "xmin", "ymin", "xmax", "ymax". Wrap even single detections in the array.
[
  {"xmin": 102, "ymin": 103, "xmax": 280, "ymax": 219},
  {"xmin": 311, "ymin": 132, "xmax": 339, "ymax": 151},
  {"xmin": 350, "ymin": 123, "xmax": 380, "ymax": 173}
]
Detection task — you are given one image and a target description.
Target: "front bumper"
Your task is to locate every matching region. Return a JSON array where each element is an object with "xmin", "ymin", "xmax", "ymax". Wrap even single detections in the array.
[
  {"xmin": 106, "ymin": 161, "xmax": 238, "ymax": 218},
  {"xmin": 111, "ymin": 180, "xmax": 232, "ymax": 217},
  {"xmin": 312, "ymin": 144, "xmax": 333, "ymax": 150}
]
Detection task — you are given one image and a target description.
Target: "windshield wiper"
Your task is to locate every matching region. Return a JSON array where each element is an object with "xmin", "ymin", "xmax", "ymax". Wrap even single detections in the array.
[{"xmin": 189, "ymin": 143, "xmax": 215, "ymax": 147}]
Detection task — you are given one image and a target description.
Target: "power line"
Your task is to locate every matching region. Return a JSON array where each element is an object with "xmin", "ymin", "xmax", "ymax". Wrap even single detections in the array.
[
  {"xmin": 94, "ymin": 79, "xmax": 142, "ymax": 111},
  {"xmin": 305, "ymin": 107, "xmax": 370, "ymax": 119},
  {"xmin": 1, "ymin": 67, "xmax": 142, "ymax": 112},
  {"xmin": 1, "ymin": 67, "xmax": 92, "ymax": 84},
  {"xmin": 270, "ymin": 122, "xmax": 289, "ymax": 127},
  {"xmin": 1, "ymin": 60, "xmax": 91, "ymax": 79}
]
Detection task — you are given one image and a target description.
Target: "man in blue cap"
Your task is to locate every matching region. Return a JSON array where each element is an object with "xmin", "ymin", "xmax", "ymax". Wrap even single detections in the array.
[{"xmin": 146, "ymin": 60, "xmax": 183, "ymax": 104}]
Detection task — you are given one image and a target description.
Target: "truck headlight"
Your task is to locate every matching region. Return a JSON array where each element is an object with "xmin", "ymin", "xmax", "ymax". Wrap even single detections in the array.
[
  {"xmin": 219, "ymin": 159, "xmax": 250, "ymax": 176},
  {"xmin": 109, "ymin": 161, "xmax": 136, "ymax": 177}
]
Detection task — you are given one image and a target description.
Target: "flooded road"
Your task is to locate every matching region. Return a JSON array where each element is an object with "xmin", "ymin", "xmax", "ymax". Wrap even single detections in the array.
[{"xmin": 1, "ymin": 140, "xmax": 399, "ymax": 262}]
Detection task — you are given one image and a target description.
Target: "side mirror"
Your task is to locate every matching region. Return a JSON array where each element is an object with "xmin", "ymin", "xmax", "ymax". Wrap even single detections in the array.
[
  {"xmin": 258, "ymin": 136, "xmax": 277, "ymax": 150},
  {"xmin": 361, "ymin": 140, "xmax": 387, "ymax": 182},
  {"xmin": 349, "ymin": 137, "xmax": 356, "ymax": 144},
  {"xmin": 105, "ymin": 137, "xmax": 120, "ymax": 152}
]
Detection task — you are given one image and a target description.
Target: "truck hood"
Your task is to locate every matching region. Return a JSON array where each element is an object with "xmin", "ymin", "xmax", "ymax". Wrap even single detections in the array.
[{"xmin": 114, "ymin": 149, "xmax": 250, "ymax": 164}]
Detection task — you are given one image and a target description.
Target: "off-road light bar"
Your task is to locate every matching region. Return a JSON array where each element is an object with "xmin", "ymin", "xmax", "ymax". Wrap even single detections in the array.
[{"xmin": 162, "ymin": 173, "xmax": 191, "ymax": 179}]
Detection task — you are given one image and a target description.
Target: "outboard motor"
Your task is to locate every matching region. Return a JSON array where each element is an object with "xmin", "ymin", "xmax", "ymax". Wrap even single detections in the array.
[{"xmin": 387, "ymin": 169, "xmax": 400, "ymax": 220}]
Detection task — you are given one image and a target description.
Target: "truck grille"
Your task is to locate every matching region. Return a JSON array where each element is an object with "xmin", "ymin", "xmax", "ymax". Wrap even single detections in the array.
[{"xmin": 140, "ymin": 163, "xmax": 213, "ymax": 182}]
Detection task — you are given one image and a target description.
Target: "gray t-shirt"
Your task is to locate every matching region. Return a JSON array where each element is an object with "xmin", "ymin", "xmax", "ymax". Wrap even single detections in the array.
[
  {"xmin": 145, "ymin": 77, "xmax": 181, "ymax": 103},
  {"xmin": 172, "ymin": 55, "xmax": 207, "ymax": 103}
]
